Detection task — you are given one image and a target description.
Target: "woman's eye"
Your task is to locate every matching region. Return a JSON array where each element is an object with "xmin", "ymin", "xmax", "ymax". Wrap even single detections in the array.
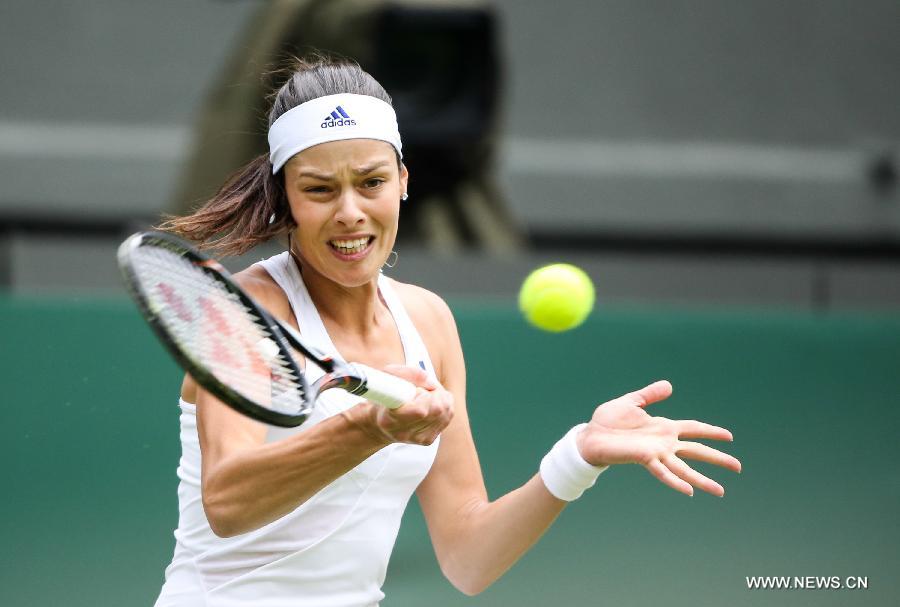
[
  {"xmin": 363, "ymin": 178, "xmax": 385, "ymax": 189},
  {"xmin": 304, "ymin": 186, "xmax": 330, "ymax": 194}
]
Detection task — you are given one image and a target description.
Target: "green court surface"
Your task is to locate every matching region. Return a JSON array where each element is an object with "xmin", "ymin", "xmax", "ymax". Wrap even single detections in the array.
[{"xmin": 1, "ymin": 295, "xmax": 898, "ymax": 606}]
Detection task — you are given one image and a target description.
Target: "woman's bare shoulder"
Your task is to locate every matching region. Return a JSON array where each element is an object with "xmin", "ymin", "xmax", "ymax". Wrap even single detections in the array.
[
  {"xmin": 388, "ymin": 279, "xmax": 461, "ymax": 381},
  {"xmin": 390, "ymin": 279, "xmax": 455, "ymax": 329},
  {"xmin": 234, "ymin": 264, "xmax": 294, "ymax": 324}
]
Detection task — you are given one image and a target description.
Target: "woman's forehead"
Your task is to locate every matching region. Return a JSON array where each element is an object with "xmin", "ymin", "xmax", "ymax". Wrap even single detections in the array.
[{"xmin": 286, "ymin": 139, "xmax": 396, "ymax": 173}]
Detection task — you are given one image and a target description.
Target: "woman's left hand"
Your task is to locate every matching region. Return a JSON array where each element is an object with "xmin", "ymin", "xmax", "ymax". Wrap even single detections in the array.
[{"xmin": 576, "ymin": 380, "xmax": 741, "ymax": 496}]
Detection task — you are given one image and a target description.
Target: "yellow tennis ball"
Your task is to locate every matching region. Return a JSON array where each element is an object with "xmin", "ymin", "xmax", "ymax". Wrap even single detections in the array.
[{"xmin": 518, "ymin": 263, "xmax": 595, "ymax": 332}]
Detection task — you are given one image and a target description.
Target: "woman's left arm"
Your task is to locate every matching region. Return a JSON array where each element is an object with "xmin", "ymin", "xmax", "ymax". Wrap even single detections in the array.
[{"xmin": 413, "ymin": 292, "xmax": 741, "ymax": 596}]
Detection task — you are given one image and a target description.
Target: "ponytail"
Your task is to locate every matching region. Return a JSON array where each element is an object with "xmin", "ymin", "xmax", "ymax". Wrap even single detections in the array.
[{"xmin": 157, "ymin": 154, "xmax": 293, "ymax": 257}]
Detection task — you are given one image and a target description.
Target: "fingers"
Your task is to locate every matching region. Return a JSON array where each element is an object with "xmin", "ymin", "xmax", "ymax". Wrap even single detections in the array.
[
  {"xmin": 645, "ymin": 459, "xmax": 694, "ymax": 496},
  {"xmin": 375, "ymin": 383, "xmax": 454, "ymax": 446},
  {"xmin": 412, "ymin": 385, "xmax": 455, "ymax": 427},
  {"xmin": 382, "ymin": 364, "xmax": 436, "ymax": 390},
  {"xmin": 677, "ymin": 441, "xmax": 742, "ymax": 474},
  {"xmin": 675, "ymin": 419, "xmax": 734, "ymax": 442},
  {"xmin": 663, "ymin": 454, "xmax": 725, "ymax": 497},
  {"xmin": 630, "ymin": 380, "xmax": 673, "ymax": 408}
]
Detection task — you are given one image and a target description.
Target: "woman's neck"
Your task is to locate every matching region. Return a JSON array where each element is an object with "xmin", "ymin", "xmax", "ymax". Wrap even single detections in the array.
[{"xmin": 292, "ymin": 253, "xmax": 387, "ymax": 339}]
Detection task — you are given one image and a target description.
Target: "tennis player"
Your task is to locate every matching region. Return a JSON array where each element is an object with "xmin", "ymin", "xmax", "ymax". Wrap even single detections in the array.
[{"xmin": 154, "ymin": 56, "xmax": 741, "ymax": 607}]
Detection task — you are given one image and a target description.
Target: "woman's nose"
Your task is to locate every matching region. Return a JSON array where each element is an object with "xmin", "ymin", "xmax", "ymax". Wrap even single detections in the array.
[{"xmin": 334, "ymin": 191, "xmax": 366, "ymax": 226}]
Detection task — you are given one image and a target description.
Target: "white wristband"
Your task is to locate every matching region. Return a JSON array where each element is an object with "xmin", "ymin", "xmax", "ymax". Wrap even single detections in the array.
[{"xmin": 540, "ymin": 423, "xmax": 608, "ymax": 501}]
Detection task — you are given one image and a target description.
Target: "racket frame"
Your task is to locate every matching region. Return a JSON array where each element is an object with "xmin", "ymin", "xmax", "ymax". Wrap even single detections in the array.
[
  {"xmin": 118, "ymin": 232, "xmax": 314, "ymax": 427},
  {"xmin": 119, "ymin": 231, "xmax": 415, "ymax": 426}
]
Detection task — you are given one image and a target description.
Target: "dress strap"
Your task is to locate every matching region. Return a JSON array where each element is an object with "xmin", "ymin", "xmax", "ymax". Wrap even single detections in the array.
[
  {"xmin": 377, "ymin": 274, "xmax": 437, "ymax": 381},
  {"xmin": 255, "ymin": 252, "xmax": 332, "ymax": 382}
]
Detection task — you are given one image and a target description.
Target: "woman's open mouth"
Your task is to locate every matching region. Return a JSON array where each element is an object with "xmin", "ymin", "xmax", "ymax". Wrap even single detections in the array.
[{"xmin": 328, "ymin": 236, "xmax": 374, "ymax": 259}]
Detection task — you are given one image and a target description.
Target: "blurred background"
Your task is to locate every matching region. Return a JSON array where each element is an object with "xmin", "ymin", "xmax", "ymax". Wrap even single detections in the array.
[{"xmin": 1, "ymin": 1, "xmax": 898, "ymax": 606}]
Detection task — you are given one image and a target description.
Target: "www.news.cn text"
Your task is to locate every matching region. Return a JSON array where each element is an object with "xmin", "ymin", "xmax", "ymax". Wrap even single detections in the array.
[{"xmin": 745, "ymin": 576, "xmax": 868, "ymax": 590}]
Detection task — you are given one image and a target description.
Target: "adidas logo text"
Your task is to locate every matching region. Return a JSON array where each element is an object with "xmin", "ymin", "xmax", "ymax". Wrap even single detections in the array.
[{"xmin": 321, "ymin": 105, "xmax": 357, "ymax": 128}]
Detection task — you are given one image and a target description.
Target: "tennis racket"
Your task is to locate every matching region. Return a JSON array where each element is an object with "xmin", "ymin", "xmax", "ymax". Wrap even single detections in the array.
[{"xmin": 117, "ymin": 231, "xmax": 417, "ymax": 427}]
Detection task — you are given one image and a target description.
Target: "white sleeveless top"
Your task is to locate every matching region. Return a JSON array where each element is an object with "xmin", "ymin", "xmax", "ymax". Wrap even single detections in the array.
[{"xmin": 155, "ymin": 252, "xmax": 440, "ymax": 607}]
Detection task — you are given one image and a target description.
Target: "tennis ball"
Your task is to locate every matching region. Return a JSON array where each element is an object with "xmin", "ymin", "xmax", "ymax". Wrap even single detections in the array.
[{"xmin": 518, "ymin": 263, "xmax": 595, "ymax": 332}]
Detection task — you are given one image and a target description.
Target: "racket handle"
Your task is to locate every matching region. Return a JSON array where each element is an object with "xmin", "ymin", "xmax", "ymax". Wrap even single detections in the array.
[{"xmin": 352, "ymin": 364, "xmax": 418, "ymax": 410}]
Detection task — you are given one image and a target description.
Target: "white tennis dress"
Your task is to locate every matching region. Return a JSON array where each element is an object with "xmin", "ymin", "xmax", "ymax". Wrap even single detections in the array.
[{"xmin": 155, "ymin": 252, "xmax": 440, "ymax": 607}]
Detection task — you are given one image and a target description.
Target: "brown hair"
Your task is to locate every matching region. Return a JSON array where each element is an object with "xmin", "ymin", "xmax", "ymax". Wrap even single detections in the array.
[{"xmin": 158, "ymin": 55, "xmax": 394, "ymax": 256}]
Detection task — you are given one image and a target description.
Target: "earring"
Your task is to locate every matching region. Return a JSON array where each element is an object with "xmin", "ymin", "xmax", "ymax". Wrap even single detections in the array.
[
  {"xmin": 401, "ymin": 192, "xmax": 408, "ymax": 201},
  {"xmin": 268, "ymin": 212, "xmax": 276, "ymax": 224},
  {"xmin": 383, "ymin": 250, "xmax": 398, "ymax": 268}
]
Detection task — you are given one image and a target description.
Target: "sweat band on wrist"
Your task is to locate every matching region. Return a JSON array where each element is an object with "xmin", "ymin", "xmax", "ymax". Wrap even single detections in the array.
[
  {"xmin": 268, "ymin": 93, "xmax": 403, "ymax": 174},
  {"xmin": 540, "ymin": 423, "xmax": 608, "ymax": 501}
]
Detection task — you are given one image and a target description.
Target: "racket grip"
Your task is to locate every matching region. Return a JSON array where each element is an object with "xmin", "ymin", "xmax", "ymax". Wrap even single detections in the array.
[{"xmin": 352, "ymin": 364, "xmax": 418, "ymax": 410}]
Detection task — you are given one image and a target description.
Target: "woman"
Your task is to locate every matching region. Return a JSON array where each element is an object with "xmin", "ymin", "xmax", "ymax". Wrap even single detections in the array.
[{"xmin": 155, "ymin": 57, "xmax": 741, "ymax": 607}]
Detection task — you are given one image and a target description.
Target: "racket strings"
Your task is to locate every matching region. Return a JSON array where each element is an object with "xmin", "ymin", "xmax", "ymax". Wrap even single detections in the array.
[{"xmin": 131, "ymin": 247, "xmax": 307, "ymax": 415}]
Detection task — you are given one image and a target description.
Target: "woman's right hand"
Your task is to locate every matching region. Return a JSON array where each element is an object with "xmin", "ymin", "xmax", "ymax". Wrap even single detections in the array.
[{"xmin": 343, "ymin": 364, "xmax": 454, "ymax": 446}]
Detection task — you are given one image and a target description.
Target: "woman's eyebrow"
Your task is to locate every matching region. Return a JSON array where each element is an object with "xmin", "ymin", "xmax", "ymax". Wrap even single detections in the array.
[
  {"xmin": 297, "ymin": 170, "xmax": 334, "ymax": 181},
  {"xmin": 296, "ymin": 161, "xmax": 391, "ymax": 180},
  {"xmin": 352, "ymin": 161, "xmax": 391, "ymax": 175}
]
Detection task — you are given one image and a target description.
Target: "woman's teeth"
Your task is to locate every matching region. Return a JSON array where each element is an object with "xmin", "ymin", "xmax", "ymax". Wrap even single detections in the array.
[{"xmin": 330, "ymin": 237, "xmax": 371, "ymax": 254}]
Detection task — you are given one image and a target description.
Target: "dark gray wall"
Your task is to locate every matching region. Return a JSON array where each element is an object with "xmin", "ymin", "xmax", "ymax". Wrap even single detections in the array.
[
  {"xmin": 1, "ymin": 0, "xmax": 899, "ymax": 308},
  {"xmin": 497, "ymin": 0, "xmax": 900, "ymax": 143},
  {"xmin": 493, "ymin": 0, "xmax": 900, "ymax": 238},
  {"xmin": 2, "ymin": 0, "xmax": 898, "ymax": 231}
]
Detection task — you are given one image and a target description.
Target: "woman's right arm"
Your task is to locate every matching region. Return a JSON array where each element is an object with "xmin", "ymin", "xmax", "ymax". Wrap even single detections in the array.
[
  {"xmin": 198, "ymin": 371, "xmax": 449, "ymax": 537},
  {"xmin": 197, "ymin": 386, "xmax": 390, "ymax": 537}
]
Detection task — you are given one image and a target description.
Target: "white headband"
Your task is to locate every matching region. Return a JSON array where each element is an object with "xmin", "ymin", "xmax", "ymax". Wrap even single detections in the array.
[{"xmin": 267, "ymin": 93, "xmax": 403, "ymax": 174}]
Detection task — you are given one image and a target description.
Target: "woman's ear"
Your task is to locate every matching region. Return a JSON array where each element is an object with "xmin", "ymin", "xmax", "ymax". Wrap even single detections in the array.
[{"xmin": 399, "ymin": 163, "xmax": 409, "ymax": 198}]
